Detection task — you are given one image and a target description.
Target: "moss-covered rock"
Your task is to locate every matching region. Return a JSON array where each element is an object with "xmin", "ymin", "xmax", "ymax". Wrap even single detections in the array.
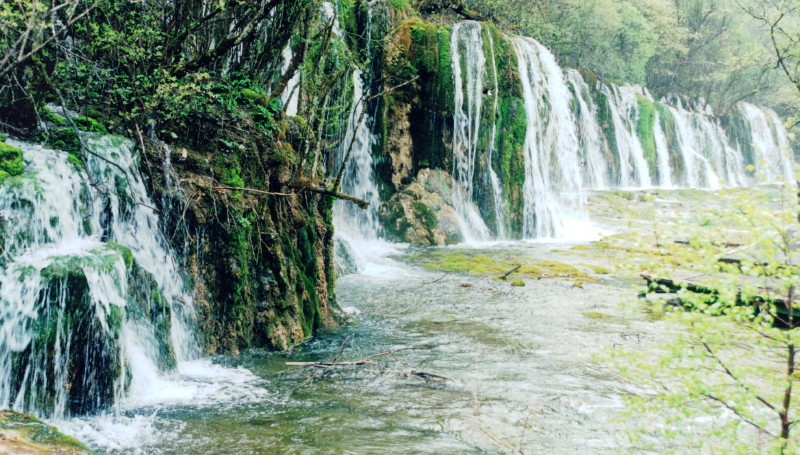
[
  {"xmin": 635, "ymin": 94, "xmax": 657, "ymax": 181},
  {"xmin": 0, "ymin": 410, "xmax": 91, "ymax": 454},
  {"xmin": 11, "ymin": 243, "xmax": 174, "ymax": 416},
  {"xmin": 381, "ymin": 169, "xmax": 464, "ymax": 245},
  {"xmin": 73, "ymin": 116, "xmax": 108, "ymax": 134},
  {"xmin": 0, "ymin": 142, "xmax": 24, "ymax": 180}
]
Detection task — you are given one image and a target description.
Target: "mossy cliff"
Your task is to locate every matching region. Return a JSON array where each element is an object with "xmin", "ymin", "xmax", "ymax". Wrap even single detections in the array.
[
  {"xmin": 378, "ymin": 18, "xmax": 527, "ymax": 243},
  {"xmin": 144, "ymin": 105, "xmax": 340, "ymax": 355},
  {"xmin": 7, "ymin": 244, "xmax": 174, "ymax": 416}
]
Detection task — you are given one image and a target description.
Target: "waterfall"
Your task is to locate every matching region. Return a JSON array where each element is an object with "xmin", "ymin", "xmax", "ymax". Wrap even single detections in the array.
[
  {"xmin": 600, "ymin": 84, "xmax": 653, "ymax": 188},
  {"xmin": 450, "ymin": 21, "xmax": 491, "ymax": 242},
  {"xmin": 653, "ymin": 110, "xmax": 674, "ymax": 188},
  {"xmin": 0, "ymin": 134, "xmax": 195, "ymax": 418},
  {"xmin": 566, "ymin": 70, "xmax": 609, "ymax": 189},
  {"xmin": 280, "ymin": 46, "xmax": 300, "ymax": 117},
  {"xmin": 334, "ymin": 70, "xmax": 382, "ymax": 241},
  {"xmin": 512, "ymin": 36, "xmax": 586, "ymax": 239},
  {"xmin": 485, "ymin": 27, "xmax": 508, "ymax": 239},
  {"xmin": 737, "ymin": 102, "xmax": 795, "ymax": 183}
]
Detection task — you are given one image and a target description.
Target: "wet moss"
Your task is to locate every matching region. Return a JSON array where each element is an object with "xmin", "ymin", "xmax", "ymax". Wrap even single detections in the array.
[
  {"xmin": 596, "ymin": 91, "xmax": 620, "ymax": 182},
  {"xmin": 382, "ymin": 19, "xmax": 454, "ymax": 177},
  {"xmin": 0, "ymin": 142, "xmax": 24, "ymax": 179},
  {"xmin": 656, "ymin": 103, "xmax": 684, "ymax": 179},
  {"xmin": 41, "ymin": 107, "xmax": 67, "ymax": 126},
  {"xmin": 408, "ymin": 250, "xmax": 592, "ymax": 282},
  {"xmin": 0, "ymin": 410, "xmax": 91, "ymax": 453},
  {"xmin": 73, "ymin": 116, "xmax": 108, "ymax": 134},
  {"xmin": 636, "ymin": 94, "xmax": 657, "ymax": 180}
]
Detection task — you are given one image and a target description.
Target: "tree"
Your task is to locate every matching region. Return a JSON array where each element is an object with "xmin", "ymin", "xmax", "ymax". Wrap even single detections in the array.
[{"xmin": 617, "ymin": 186, "xmax": 800, "ymax": 452}]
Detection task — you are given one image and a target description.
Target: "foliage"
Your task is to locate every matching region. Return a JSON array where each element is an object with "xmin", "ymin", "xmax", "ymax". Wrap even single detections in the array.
[{"xmin": 615, "ymin": 183, "xmax": 800, "ymax": 452}]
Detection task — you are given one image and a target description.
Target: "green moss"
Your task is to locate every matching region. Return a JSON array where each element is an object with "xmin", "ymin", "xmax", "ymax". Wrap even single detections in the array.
[
  {"xmin": 0, "ymin": 410, "xmax": 91, "ymax": 452},
  {"xmin": 584, "ymin": 312, "xmax": 610, "ymax": 319},
  {"xmin": 41, "ymin": 107, "xmax": 67, "ymax": 126},
  {"xmin": 387, "ymin": 0, "xmax": 410, "ymax": 9},
  {"xmin": 0, "ymin": 142, "xmax": 24, "ymax": 178},
  {"xmin": 510, "ymin": 279, "xmax": 525, "ymax": 287},
  {"xmin": 636, "ymin": 94, "xmax": 657, "ymax": 180},
  {"xmin": 412, "ymin": 202, "xmax": 437, "ymax": 232},
  {"xmin": 655, "ymin": 103, "xmax": 684, "ymax": 178},
  {"xmin": 73, "ymin": 116, "xmax": 108, "ymax": 134},
  {"xmin": 497, "ymin": 96, "xmax": 526, "ymax": 236},
  {"xmin": 106, "ymin": 242, "xmax": 134, "ymax": 268},
  {"xmin": 582, "ymin": 263, "xmax": 612, "ymax": 274},
  {"xmin": 596, "ymin": 91, "xmax": 620, "ymax": 178},
  {"xmin": 240, "ymin": 88, "xmax": 268, "ymax": 106}
]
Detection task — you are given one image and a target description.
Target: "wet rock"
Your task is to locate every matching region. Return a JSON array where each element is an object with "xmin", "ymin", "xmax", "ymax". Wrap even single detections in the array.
[
  {"xmin": 0, "ymin": 410, "xmax": 91, "ymax": 454},
  {"xmin": 8, "ymin": 243, "xmax": 174, "ymax": 416},
  {"xmin": 381, "ymin": 169, "xmax": 464, "ymax": 245}
]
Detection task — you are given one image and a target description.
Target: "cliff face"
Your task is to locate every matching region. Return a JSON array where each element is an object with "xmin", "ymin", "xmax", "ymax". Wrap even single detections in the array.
[{"xmin": 144, "ymin": 122, "xmax": 339, "ymax": 354}]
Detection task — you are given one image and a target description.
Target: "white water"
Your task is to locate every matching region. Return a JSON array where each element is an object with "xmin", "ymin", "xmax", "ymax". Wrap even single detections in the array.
[
  {"xmin": 485, "ymin": 27, "xmax": 508, "ymax": 239},
  {"xmin": 332, "ymin": 70, "xmax": 408, "ymax": 276},
  {"xmin": 280, "ymin": 46, "xmax": 300, "ymax": 116},
  {"xmin": 652, "ymin": 110, "xmax": 674, "ymax": 188},
  {"xmin": 450, "ymin": 21, "xmax": 492, "ymax": 242},
  {"xmin": 513, "ymin": 36, "xmax": 587, "ymax": 240},
  {"xmin": 738, "ymin": 102, "xmax": 795, "ymax": 183},
  {"xmin": 567, "ymin": 70, "xmax": 609, "ymax": 189},
  {"xmin": 0, "ymin": 135, "xmax": 198, "ymax": 420},
  {"xmin": 599, "ymin": 84, "xmax": 653, "ymax": 188}
]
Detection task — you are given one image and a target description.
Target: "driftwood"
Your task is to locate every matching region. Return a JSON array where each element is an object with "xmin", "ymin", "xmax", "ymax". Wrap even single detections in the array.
[{"xmin": 498, "ymin": 265, "xmax": 521, "ymax": 279}]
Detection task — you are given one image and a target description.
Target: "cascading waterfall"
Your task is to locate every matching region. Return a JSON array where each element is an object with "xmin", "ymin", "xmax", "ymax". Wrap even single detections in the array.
[
  {"xmin": 334, "ymin": 70, "xmax": 382, "ymax": 242},
  {"xmin": 280, "ymin": 46, "xmax": 301, "ymax": 117},
  {"xmin": 450, "ymin": 21, "xmax": 491, "ymax": 242},
  {"xmin": 738, "ymin": 102, "xmax": 795, "ymax": 183},
  {"xmin": 599, "ymin": 84, "xmax": 653, "ymax": 188},
  {"xmin": 653, "ymin": 110, "xmax": 674, "ymax": 188},
  {"xmin": 0, "ymin": 134, "xmax": 196, "ymax": 418},
  {"xmin": 513, "ymin": 36, "xmax": 586, "ymax": 239},
  {"xmin": 566, "ymin": 69, "xmax": 609, "ymax": 189},
  {"xmin": 485, "ymin": 27, "xmax": 508, "ymax": 239}
]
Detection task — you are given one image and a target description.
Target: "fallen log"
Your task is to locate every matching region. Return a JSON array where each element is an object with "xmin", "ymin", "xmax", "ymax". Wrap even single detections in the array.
[{"xmin": 498, "ymin": 265, "xmax": 521, "ymax": 280}]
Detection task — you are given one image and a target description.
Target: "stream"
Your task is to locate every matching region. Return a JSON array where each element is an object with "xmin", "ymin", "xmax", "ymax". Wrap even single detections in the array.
[{"xmin": 57, "ymin": 235, "xmax": 671, "ymax": 454}]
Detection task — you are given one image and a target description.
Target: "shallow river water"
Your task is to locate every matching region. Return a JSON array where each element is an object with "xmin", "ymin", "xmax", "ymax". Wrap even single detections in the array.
[{"xmin": 58, "ymin": 234, "xmax": 679, "ymax": 454}]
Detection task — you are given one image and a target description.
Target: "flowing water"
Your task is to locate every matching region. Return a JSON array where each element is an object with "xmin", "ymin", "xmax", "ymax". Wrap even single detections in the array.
[
  {"xmin": 566, "ymin": 70, "xmax": 609, "ymax": 189},
  {"xmin": 738, "ymin": 102, "xmax": 795, "ymax": 183},
  {"xmin": 0, "ymin": 136, "xmax": 197, "ymax": 420},
  {"xmin": 51, "ymin": 238, "xmax": 672, "ymax": 454},
  {"xmin": 513, "ymin": 37, "xmax": 588, "ymax": 240},
  {"xmin": 450, "ymin": 21, "xmax": 492, "ymax": 242}
]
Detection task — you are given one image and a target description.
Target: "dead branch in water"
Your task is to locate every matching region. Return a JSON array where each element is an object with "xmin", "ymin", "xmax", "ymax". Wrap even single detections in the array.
[{"xmin": 498, "ymin": 265, "xmax": 522, "ymax": 279}]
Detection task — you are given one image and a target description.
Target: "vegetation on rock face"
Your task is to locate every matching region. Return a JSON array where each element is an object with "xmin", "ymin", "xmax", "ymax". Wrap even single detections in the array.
[
  {"xmin": 0, "ymin": 0, "xmax": 346, "ymax": 354},
  {"xmin": 0, "ymin": 410, "xmax": 91, "ymax": 454},
  {"xmin": 0, "ymin": 142, "xmax": 24, "ymax": 179},
  {"xmin": 635, "ymin": 94, "xmax": 657, "ymax": 180}
]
